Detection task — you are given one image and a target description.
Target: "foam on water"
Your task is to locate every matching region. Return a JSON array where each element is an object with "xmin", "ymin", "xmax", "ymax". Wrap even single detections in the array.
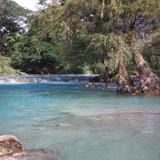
[
  {"xmin": 0, "ymin": 78, "xmax": 19, "ymax": 84},
  {"xmin": 0, "ymin": 74, "xmax": 99, "ymax": 84}
]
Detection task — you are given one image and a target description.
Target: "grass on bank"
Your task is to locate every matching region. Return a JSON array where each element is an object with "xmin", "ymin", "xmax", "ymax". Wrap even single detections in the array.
[{"xmin": 0, "ymin": 56, "xmax": 22, "ymax": 74}]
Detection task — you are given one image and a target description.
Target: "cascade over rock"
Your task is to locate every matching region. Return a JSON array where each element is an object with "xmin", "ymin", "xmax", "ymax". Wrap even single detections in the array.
[{"xmin": 0, "ymin": 74, "xmax": 99, "ymax": 84}]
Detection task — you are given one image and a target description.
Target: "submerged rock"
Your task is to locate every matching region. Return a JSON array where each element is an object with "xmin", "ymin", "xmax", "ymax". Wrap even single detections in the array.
[
  {"xmin": 1, "ymin": 149, "xmax": 59, "ymax": 160},
  {"xmin": 85, "ymin": 83, "xmax": 96, "ymax": 88},
  {"xmin": 56, "ymin": 123, "xmax": 71, "ymax": 128},
  {"xmin": 0, "ymin": 135, "xmax": 60, "ymax": 160}
]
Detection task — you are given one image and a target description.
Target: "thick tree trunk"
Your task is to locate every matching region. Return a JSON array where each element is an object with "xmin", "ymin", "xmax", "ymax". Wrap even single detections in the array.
[
  {"xmin": 102, "ymin": 55, "xmax": 113, "ymax": 82},
  {"xmin": 117, "ymin": 56, "xmax": 133, "ymax": 94},
  {"xmin": 132, "ymin": 37, "xmax": 160, "ymax": 96}
]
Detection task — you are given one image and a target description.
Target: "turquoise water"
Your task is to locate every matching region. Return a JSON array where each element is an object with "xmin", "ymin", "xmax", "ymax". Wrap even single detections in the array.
[{"xmin": 0, "ymin": 84, "xmax": 160, "ymax": 160}]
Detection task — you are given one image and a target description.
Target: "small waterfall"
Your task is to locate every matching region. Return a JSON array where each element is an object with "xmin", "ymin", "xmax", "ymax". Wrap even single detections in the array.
[
  {"xmin": 0, "ymin": 74, "xmax": 99, "ymax": 84},
  {"xmin": 0, "ymin": 78, "xmax": 18, "ymax": 84}
]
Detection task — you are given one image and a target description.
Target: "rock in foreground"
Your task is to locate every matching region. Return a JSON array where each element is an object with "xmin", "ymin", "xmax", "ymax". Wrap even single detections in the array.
[
  {"xmin": 0, "ymin": 135, "xmax": 60, "ymax": 160},
  {"xmin": 0, "ymin": 135, "xmax": 23, "ymax": 156}
]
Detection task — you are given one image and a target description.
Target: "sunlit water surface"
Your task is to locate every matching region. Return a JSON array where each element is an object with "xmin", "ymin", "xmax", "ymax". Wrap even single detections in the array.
[{"xmin": 0, "ymin": 84, "xmax": 160, "ymax": 160}]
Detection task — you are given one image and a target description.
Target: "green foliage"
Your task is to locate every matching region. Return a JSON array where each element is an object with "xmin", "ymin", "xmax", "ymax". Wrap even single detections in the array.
[
  {"xmin": 11, "ymin": 35, "xmax": 69, "ymax": 73},
  {"xmin": 142, "ymin": 33, "xmax": 160, "ymax": 75},
  {"xmin": 0, "ymin": 0, "xmax": 29, "ymax": 54},
  {"xmin": 1, "ymin": 0, "xmax": 160, "ymax": 76}
]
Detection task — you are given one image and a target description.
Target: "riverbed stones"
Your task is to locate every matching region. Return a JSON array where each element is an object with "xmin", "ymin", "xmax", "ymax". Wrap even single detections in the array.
[{"xmin": 1, "ymin": 149, "xmax": 59, "ymax": 160}]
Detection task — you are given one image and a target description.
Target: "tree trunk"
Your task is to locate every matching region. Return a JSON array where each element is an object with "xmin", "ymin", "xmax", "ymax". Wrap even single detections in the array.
[
  {"xmin": 117, "ymin": 56, "xmax": 133, "ymax": 94},
  {"xmin": 100, "ymin": 0, "xmax": 105, "ymax": 19},
  {"xmin": 103, "ymin": 57, "xmax": 109, "ymax": 82},
  {"xmin": 0, "ymin": 32, "xmax": 3, "ymax": 54},
  {"xmin": 132, "ymin": 37, "xmax": 160, "ymax": 96}
]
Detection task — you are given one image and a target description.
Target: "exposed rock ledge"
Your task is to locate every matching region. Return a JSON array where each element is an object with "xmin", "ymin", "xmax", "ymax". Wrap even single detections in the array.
[{"xmin": 0, "ymin": 135, "xmax": 59, "ymax": 160}]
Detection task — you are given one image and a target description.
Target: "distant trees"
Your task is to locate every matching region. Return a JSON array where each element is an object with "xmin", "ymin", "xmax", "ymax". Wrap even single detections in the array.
[
  {"xmin": 11, "ymin": 6, "xmax": 70, "ymax": 73},
  {"xmin": 0, "ymin": 0, "xmax": 28, "ymax": 55}
]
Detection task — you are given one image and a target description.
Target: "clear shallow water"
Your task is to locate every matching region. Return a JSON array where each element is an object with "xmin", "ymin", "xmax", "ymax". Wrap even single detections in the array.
[{"xmin": 0, "ymin": 84, "xmax": 160, "ymax": 160}]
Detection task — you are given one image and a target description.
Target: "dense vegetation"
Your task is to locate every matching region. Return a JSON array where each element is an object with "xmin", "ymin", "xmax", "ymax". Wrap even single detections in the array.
[{"xmin": 0, "ymin": 0, "xmax": 160, "ymax": 95}]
